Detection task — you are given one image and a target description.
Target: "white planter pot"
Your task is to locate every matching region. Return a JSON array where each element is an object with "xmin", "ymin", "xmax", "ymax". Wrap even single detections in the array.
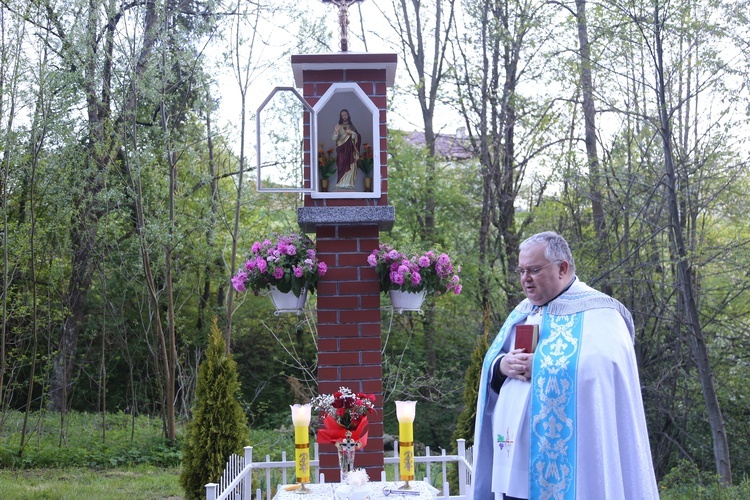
[
  {"xmin": 267, "ymin": 286, "xmax": 307, "ymax": 315},
  {"xmin": 389, "ymin": 290, "xmax": 426, "ymax": 314}
]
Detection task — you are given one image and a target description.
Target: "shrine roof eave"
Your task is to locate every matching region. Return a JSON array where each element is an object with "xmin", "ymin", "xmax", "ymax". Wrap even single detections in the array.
[{"xmin": 291, "ymin": 53, "xmax": 398, "ymax": 87}]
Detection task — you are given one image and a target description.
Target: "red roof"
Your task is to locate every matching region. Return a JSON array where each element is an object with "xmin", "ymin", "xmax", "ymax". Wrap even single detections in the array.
[{"xmin": 404, "ymin": 130, "xmax": 474, "ymax": 161}]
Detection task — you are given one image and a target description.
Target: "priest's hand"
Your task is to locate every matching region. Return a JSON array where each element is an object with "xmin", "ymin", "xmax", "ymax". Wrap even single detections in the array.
[{"xmin": 500, "ymin": 348, "xmax": 533, "ymax": 382}]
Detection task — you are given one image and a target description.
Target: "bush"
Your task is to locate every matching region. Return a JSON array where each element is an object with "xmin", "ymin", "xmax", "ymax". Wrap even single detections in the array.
[{"xmin": 180, "ymin": 317, "xmax": 250, "ymax": 500}]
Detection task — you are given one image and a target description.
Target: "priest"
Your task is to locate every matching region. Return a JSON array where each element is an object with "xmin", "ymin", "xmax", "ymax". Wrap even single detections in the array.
[{"xmin": 472, "ymin": 231, "xmax": 659, "ymax": 499}]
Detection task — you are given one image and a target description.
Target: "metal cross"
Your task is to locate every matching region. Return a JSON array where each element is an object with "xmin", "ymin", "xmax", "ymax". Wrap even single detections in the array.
[{"xmin": 320, "ymin": 0, "xmax": 364, "ymax": 52}]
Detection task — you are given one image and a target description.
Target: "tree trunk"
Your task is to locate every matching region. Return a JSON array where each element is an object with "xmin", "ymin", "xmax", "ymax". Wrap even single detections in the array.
[
  {"xmin": 49, "ymin": 0, "xmax": 160, "ymax": 412},
  {"xmin": 393, "ymin": 0, "xmax": 457, "ymax": 376},
  {"xmin": 574, "ymin": 0, "xmax": 606, "ymax": 240},
  {"xmin": 653, "ymin": 2, "xmax": 731, "ymax": 484}
]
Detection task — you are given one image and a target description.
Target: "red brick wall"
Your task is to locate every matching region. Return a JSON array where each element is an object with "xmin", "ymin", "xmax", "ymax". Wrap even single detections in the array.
[{"xmin": 315, "ymin": 225, "xmax": 383, "ymax": 481}]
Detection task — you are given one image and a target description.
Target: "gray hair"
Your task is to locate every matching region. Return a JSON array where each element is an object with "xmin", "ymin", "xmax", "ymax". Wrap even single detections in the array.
[{"xmin": 519, "ymin": 231, "xmax": 576, "ymax": 274}]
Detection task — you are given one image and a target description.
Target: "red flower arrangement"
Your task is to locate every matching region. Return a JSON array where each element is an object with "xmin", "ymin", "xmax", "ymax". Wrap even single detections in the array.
[{"xmin": 311, "ymin": 387, "xmax": 376, "ymax": 446}]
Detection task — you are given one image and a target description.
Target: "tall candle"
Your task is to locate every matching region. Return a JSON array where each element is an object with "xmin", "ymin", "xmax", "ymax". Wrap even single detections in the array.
[
  {"xmin": 290, "ymin": 404, "xmax": 312, "ymax": 485},
  {"xmin": 395, "ymin": 401, "xmax": 416, "ymax": 484}
]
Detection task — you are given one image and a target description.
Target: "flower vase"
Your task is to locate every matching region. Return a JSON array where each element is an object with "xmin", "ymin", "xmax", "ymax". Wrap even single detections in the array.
[
  {"xmin": 389, "ymin": 290, "xmax": 426, "ymax": 314},
  {"xmin": 363, "ymin": 177, "xmax": 372, "ymax": 192},
  {"xmin": 335, "ymin": 431, "xmax": 359, "ymax": 482},
  {"xmin": 320, "ymin": 178, "xmax": 329, "ymax": 192},
  {"xmin": 267, "ymin": 286, "xmax": 307, "ymax": 315}
]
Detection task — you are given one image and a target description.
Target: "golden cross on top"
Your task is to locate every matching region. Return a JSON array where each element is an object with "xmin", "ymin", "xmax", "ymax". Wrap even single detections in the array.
[{"xmin": 320, "ymin": 0, "xmax": 364, "ymax": 52}]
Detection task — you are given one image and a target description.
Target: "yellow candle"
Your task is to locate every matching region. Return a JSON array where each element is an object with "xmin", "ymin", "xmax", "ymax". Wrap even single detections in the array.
[
  {"xmin": 294, "ymin": 425, "xmax": 310, "ymax": 482},
  {"xmin": 395, "ymin": 401, "xmax": 417, "ymax": 482},
  {"xmin": 290, "ymin": 404, "xmax": 312, "ymax": 484}
]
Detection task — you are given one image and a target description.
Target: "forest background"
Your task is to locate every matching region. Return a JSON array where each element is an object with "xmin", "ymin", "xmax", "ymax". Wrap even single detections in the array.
[{"xmin": 1, "ymin": 0, "xmax": 750, "ymax": 491}]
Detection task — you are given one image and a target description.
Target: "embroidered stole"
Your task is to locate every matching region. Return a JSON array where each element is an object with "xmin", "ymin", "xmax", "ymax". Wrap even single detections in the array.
[{"xmin": 529, "ymin": 311, "xmax": 583, "ymax": 500}]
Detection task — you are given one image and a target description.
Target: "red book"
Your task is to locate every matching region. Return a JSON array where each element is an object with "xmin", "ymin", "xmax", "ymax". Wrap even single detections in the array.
[{"xmin": 514, "ymin": 324, "xmax": 539, "ymax": 353}]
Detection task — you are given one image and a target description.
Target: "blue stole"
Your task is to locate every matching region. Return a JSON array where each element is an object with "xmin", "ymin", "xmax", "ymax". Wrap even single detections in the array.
[{"xmin": 530, "ymin": 310, "xmax": 584, "ymax": 500}]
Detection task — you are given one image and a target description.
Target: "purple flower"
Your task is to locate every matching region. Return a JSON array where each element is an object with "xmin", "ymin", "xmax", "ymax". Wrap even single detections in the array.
[
  {"xmin": 387, "ymin": 250, "xmax": 400, "ymax": 261},
  {"xmin": 390, "ymin": 270, "xmax": 405, "ymax": 285},
  {"xmin": 273, "ymin": 267, "xmax": 284, "ymax": 279},
  {"xmin": 256, "ymin": 258, "xmax": 268, "ymax": 273},
  {"xmin": 231, "ymin": 272, "xmax": 247, "ymax": 292},
  {"xmin": 418, "ymin": 255, "xmax": 430, "ymax": 267},
  {"xmin": 244, "ymin": 259, "xmax": 256, "ymax": 271},
  {"xmin": 367, "ymin": 254, "xmax": 378, "ymax": 266},
  {"xmin": 453, "ymin": 284, "xmax": 463, "ymax": 295},
  {"xmin": 307, "ymin": 249, "xmax": 316, "ymax": 259},
  {"xmin": 293, "ymin": 266, "xmax": 303, "ymax": 278},
  {"xmin": 251, "ymin": 242, "xmax": 262, "ymax": 254},
  {"xmin": 318, "ymin": 261, "xmax": 328, "ymax": 275},
  {"xmin": 411, "ymin": 272, "xmax": 422, "ymax": 286}
]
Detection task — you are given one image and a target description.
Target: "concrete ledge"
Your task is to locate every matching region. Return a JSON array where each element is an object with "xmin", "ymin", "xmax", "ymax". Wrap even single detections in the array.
[{"xmin": 297, "ymin": 206, "xmax": 395, "ymax": 233}]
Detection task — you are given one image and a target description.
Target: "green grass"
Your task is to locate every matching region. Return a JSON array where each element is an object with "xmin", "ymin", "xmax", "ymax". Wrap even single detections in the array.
[
  {"xmin": 0, "ymin": 410, "xmax": 182, "ymax": 469},
  {"xmin": 0, "ymin": 466, "xmax": 182, "ymax": 499}
]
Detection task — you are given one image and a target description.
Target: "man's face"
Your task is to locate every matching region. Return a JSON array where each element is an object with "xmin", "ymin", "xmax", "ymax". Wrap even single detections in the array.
[
  {"xmin": 517, "ymin": 243, "xmax": 568, "ymax": 306},
  {"xmin": 341, "ymin": 111, "xmax": 349, "ymax": 122}
]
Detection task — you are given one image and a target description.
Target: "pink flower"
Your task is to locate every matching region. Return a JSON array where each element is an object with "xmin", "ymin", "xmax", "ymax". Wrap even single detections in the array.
[
  {"xmin": 390, "ymin": 271, "xmax": 405, "ymax": 285},
  {"xmin": 231, "ymin": 272, "xmax": 247, "ymax": 292},
  {"xmin": 251, "ymin": 242, "xmax": 262, "ymax": 253},
  {"xmin": 367, "ymin": 254, "xmax": 378, "ymax": 266},
  {"xmin": 418, "ymin": 255, "xmax": 430, "ymax": 267},
  {"xmin": 244, "ymin": 259, "xmax": 256, "ymax": 271},
  {"xmin": 293, "ymin": 266, "xmax": 303, "ymax": 278},
  {"xmin": 411, "ymin": 272, "xmax": 422, "ymax": 286},
  {"xmin": 273, "ymin": 267, "xmax": 284, "ymax": 279},
  {"xmin": 437, "ymin": 253, "xmax": 450, "ymax": 266},
  {"xmin": 256, "ymin": 258, "xmax": 267, "ymax": 273},
  {"xmin": 454, "ymin": 284, "xmax": 462, "ymax": 295},
  {"xmin": 318, "ymin": 261, "xmax": 328, "ymax": 275}
]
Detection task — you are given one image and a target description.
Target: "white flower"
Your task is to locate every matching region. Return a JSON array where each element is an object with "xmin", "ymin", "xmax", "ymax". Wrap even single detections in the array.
[{"xmin": 346, "ymin": 468, "xmax": 369, "ymax": 487}]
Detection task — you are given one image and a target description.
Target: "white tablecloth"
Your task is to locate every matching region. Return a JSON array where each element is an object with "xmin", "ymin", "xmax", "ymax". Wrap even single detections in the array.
[{"xmin": 273, "ymin": 481, "xmax": 439, "ymax": 499}]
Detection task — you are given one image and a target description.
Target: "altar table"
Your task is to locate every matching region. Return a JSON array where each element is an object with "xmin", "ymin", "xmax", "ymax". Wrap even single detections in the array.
[{"xmin": 272, "ymin": 480, "xmax": 439, "ymax": 499}]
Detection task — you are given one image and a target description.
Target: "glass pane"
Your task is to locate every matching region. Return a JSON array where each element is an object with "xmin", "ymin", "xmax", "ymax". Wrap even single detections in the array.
[{"xmin": 257, "ymin": 88, "xmax": 310, "ymax": 191}]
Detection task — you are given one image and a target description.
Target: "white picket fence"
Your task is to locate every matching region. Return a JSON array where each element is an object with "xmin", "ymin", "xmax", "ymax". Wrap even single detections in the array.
[{"xmin": 205, "ymin": 439, "xmax": 473, "ymax": 500}]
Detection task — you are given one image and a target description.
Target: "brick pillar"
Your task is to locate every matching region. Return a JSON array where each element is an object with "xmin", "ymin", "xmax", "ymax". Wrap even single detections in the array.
[{"xmin": 316, "ymin": 225, "xmax": 382, "ymax": 481}]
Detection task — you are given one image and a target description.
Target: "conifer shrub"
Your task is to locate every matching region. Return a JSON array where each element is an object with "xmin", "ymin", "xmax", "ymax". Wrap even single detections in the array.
[
  {"xmin": 448, "ymin": 333, "xmax": 488, "ymax": 492},
  {"xmin": 180, "ymin": 318, "xmax": 250, "ymax": 500}
]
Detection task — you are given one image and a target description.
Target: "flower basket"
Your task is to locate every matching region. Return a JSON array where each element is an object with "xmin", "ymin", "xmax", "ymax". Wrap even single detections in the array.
[
  {"xmin": 231, "ymin": 232, "xmax": 327, "ymax": 312},
  {"xmin": 264, "ymin": 286, "xmax": 307, "ymax": 315},
  {"xmin": 367, "ymin": 244, "xmax": 461, "ymax": 313},
  {"xmin": 389, "ymin": 289, "xmax": 427, "ymax": 314}
]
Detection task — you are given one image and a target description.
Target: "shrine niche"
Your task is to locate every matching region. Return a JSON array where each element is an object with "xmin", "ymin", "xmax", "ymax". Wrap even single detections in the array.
[{"xmin": 312, "ymin": 83, "xmax": 381, "ymax": 199}]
